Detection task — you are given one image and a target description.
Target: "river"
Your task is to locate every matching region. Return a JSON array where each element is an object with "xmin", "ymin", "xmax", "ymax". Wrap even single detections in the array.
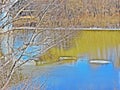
[
  {"xmin": 10, "ymin": 30, "xmax": 120, "ymax": 90},
  {"xmin": 12, "ymin": 56, "xmax": 120, "ymax": 90}
]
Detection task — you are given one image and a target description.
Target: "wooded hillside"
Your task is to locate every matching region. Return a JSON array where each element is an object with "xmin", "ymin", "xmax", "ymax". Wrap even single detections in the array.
[{"xmin": 9, "ymin": 0, "xmax": 120, "ymax": 28}]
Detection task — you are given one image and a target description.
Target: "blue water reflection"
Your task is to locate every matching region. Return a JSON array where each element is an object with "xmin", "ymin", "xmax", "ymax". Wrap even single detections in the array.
[{"xmin": 13, "ymin": 57, "xmax": 120, "ymax": 90}]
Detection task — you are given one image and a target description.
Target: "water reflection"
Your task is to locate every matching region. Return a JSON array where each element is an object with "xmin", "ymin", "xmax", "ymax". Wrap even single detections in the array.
[
  {"xmin": 1, "ymin": 30, "xmax": 120, "ymax": 89},
  {"xmin": 42, "ymin": 58, "xmax": 119, "ymax": 90},
  {"xmin": 0, "ymin": 31, "xmax": 120, "ymax": 66},
  {"xmin": 13, "ymin": 56, "xmax": 120, "ymax": 90}
]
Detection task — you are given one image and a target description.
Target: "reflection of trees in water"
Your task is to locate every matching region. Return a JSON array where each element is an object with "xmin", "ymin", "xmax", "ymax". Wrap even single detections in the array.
[
  {"xmin": 0, "ymin": 0, "xmax": 65, "ymax": 89},
  {"xmin": 88, "ymin": 46, "xmax": 120, "ymax": 68},
  {"xmin": 0, "ymin": 0, "xmax": 119, "ymax": 89},
  {"xmin": 11, "ymin": 29, "xmax": 76, "ymax": 59},
  {"xmin": 114, "ymin": 45, "xmax": 120, "ymax": 68},
  {"xmin": 0, "ymin": 29, "xmax": 76, "ymax": 89}
]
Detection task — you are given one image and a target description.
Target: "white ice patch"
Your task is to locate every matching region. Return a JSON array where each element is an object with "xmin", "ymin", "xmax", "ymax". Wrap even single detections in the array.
[{"xmin": 89, "ymin": 60, "xmax": 111, "ymax": 64}]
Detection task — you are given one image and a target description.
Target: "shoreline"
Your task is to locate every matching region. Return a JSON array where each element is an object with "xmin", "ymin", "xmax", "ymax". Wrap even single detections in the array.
[{"xmin": 0, "ymin": 27, "xmax": 120, "ymax": 34}]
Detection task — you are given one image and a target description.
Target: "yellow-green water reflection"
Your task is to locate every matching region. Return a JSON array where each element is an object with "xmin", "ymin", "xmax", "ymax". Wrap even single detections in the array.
[{"xmin": 39, "ymin": 31, "xmax": 120, "ymax": 67}]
